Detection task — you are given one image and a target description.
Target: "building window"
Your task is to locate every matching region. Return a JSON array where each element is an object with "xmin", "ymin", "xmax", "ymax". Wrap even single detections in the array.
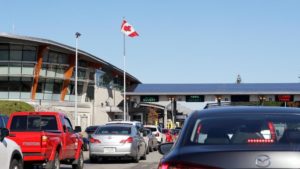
[
  {"xmin": 10, "ymin": 45, "xmax": 22, "ymax": 61},
  {"xmin": 48, "ymin": 52, "xmax": 58, "ymax": 63},
  {"xmin": 95, "ymin": 69, "xmax": 113, "ymax": 87},
  {"xmin": 57, "ymin": 53, "xmax": 68, "ymax": 64},
  {"xmin": 9, "ymin": 77, "xmax": 21, "ymax": 92},
  {"xmin": 44, "ymin": 79, "xmax": 54, "ymax": 94},
  {"xmin": 78, "ymin": 69, "xmax": 86, "ymax": 79},
  {"xmin": 89, "ymin": 71, "xmax": 95, "ymax": 81},
  {"xmin": 23, "ymin": 46, "xmax": 37, "ymax": 61},
  {"xmin": 0, "ymin": 77, "xmax": 8, "ymax": 92},
  {"xmin": 0, "ymin": 44, "xmax": 9, "ymax": 60},
  {"xmin": 78, "ymin": 60, "xmax": 87, "ymax": 67},
  {"xmin": 21, "ymin": 77, "xmax": 32, "ymax": 92},
  {"xmin": 68, "ymin": 81, "xmax": 84, "ymax": 95},
  {"xmin": 53, "ymin": 80, "xmax": 63, "ymax": 94},
  {"xmin": 37, "ymin": 79, "xmax": 45, "ymax": 93}
]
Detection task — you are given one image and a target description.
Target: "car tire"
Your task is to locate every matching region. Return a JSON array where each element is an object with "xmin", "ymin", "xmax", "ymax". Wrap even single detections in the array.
[
  {"xmin": 72, "ymin": 150, "xmax": 84, "ymax": 169},
  {"xmin": 89, "ymin": 155, "xmax": 98, "ymax": 163},
  {"xmin": 10, "ymin": 158, "xmax": 22, "ymax": 169},
  {"xmin": 51, "ymin": 152, "xmax": 60, "ymax": 169},
  {"xmin": 141, "ymin": 148, "xmax": 147, "ymax": 160},
  {"xmin": 133, "ymin": 150, "xmax": 140, "ymax": 163}
]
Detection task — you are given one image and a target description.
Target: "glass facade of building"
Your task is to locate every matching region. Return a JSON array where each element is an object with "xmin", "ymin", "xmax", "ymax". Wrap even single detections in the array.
[
  {"xmin": 0, "ymin": 35, "xmax": 139, "ymax": 103},
  {"xmin": 0, "ymin": 43, "xmax": 97, "ymax": 101},
  {"xmin": 0, "ymin": 43, "xmax": 36, "ymax": 99}
]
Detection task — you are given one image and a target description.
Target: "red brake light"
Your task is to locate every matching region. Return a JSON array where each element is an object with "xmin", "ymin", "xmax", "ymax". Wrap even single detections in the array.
[
  {"xmin": 89, "ymin": 137, "xmax": 101, "ymax": 144},
  {"xmin": 158, "ymin": 162, "xmax": 169, "ymax": 169},
  {"xmin": 120, "ymin": 137, "xmax": 133, "ymax": 143},
  {"xmin": 247, "ymin": 139, "xmax": 274, "ymax": 144},
  {"xmin": 158, "ymin": 161, "xmax": 220, "ymax": 169}
]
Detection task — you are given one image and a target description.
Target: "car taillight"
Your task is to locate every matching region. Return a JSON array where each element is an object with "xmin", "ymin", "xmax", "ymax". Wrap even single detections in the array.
[
  {"xmin": 247, "ymin": 139, "xmax": 274, "ymax": 144},
  {"xmin": 155, "ymin": 133, "xmax": 159, "ymax": 137},
  {"xmin": 120, "ymin": 137, "xmax": 133, "ymax": 144},
  {"xmin": 158, "ymin": 162, "xmax": 220, "ymax": 169},
  {"xmin": 89, "ymin": 137, "xmax": 101, "ymax": 144},
  {"xmin": 41, "ymin": 135, "xmax": 48, "ymax": 147}
]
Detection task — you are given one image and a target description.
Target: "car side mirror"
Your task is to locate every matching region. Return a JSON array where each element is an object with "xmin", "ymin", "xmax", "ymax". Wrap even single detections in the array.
[
  {"xmin": 0, "ymin": 128, "xmax": 9, "ymax": 142},
  {"xmin": 74, "ymin": 126, "xmax": 82, "ymax": 133},
  {"xmin": 158, "ymin": 142, "xmax": 173, "ymax": 155}
]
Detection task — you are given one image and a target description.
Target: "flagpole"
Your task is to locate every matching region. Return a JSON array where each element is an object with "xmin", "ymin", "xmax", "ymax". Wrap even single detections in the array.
[
  {"xmin": 123, "ymin": 29, "xmax": 126, "ymax": 121},
  {"xmin": 75, "ymin": 32, "xmax": 81, "ymax": 126}
]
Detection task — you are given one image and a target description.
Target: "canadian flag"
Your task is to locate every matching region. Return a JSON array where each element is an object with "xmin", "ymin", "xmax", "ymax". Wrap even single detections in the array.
[{"xmin": 121, "ymin": 20, "xmax": 139, "ymax": 37}]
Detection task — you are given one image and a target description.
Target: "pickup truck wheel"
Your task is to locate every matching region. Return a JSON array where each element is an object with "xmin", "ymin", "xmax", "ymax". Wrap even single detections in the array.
[
  {"xmin": 53, "ymin": 152, "xmax": 60, "ymax": 169},
  {"xmin": 72, "ymin": 151, "xmax": 84, "ymax": 169},
  {"xmin": 10, "ymin": 159, "xmax": 22, "ymax": 169}
]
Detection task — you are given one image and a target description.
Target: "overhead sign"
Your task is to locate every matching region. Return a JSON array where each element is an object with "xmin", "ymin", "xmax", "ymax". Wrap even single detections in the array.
[
  {"xmin": 186, "ymin": 95, "xmax": 204, "ymax": 102},
  {"xmin": 141, "ymin": 95, "xmax": 159, "ymax": 102},
  {"xmin": 277, "ymin": 95, "xmax": 292, "ymax": 102}
]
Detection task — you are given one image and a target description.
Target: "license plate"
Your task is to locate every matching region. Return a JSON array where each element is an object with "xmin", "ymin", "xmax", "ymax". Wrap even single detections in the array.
[{"xmin": 104, "ymin": 147, "xmax": 115, "ymax": 153}]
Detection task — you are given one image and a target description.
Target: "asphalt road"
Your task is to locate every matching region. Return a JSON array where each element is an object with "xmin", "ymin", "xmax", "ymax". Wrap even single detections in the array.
[{"xmin": 61, "ymin": 150, "xmax": 163, "ymax": 169}]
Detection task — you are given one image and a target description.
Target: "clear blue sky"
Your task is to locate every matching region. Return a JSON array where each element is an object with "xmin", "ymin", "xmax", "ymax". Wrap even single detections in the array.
[{"xmin": 1, "ymin": 0, "xmax": 300, "ymax": 83}]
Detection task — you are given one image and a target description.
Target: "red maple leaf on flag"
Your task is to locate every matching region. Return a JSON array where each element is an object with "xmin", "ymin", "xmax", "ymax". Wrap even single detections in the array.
[{"xmin": 123, "ymin": 25, "xmax": 132, "ymax": 32}]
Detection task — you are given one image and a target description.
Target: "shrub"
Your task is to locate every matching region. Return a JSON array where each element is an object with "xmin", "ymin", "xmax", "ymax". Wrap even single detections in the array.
[{"xmin": 0, "ymin": 101, "xmax": 34, "ymax": 116}]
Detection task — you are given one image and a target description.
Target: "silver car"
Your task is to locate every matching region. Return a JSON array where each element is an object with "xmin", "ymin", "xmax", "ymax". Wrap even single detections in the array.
[
  {"xmin": 89, "ymin": 124, "xmax": 147, "ymax": 163},
  {"xmin": 143, "ymin": 128, "xmax": 158, "ymax": 154}
]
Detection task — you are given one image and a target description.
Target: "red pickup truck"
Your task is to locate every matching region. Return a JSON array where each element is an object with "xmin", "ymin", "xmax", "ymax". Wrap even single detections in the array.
[{"xmin": 7, "ymin": 112, "xmax": 84, "ymax": 169}]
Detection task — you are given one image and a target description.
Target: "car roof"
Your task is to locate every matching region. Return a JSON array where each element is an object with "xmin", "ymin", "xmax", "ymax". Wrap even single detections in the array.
[
  {"xmin": 106, "ymin": 121, "xmax": 141, "ymax": 125},
  {"xmin": 192, "ymin": 106, "xmax": 300, "ymax": 118},
  {"xmin": 100, "ymin": 123, "xmax": 133, "ymax": 128},
  {"xmin": 10, "ymin": 111, "xmax": 64, "ymax": 116}
]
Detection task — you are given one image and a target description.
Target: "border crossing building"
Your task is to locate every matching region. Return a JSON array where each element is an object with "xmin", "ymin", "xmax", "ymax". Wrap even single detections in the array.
[{"xmin": 1, "ymin": 33, "xmax": 300, "ymax": 129}]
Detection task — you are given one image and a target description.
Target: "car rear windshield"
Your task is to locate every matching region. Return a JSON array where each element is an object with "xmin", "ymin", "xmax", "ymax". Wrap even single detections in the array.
[
  {"xmin": 95, "ymin": 126, "xmax": 131, "ymax": 135},
  {"xmin": 10, "ymin": 115, "xmax": 58, "ymax": 131},
  {"xmin": 189, "ymin": 114, "xmax": 300, "ymax": 145},
  {"xmin": 85, "ymin": 126, "xmax": 98, "ymax": 132},
  {"xmin": 145, "ymin": 127, "xmax": 157, "ymax": 132}
]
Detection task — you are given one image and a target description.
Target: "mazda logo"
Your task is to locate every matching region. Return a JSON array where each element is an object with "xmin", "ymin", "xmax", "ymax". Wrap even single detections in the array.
[{"xmin": 255, "ymin": 155, "xmax": 271, "ymax": 168}]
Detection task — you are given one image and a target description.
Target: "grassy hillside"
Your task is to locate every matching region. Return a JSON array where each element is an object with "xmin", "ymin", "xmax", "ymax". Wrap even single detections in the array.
[{"xmin": 0, "ymin": 101, "xmax": 34, "ymax": 116}]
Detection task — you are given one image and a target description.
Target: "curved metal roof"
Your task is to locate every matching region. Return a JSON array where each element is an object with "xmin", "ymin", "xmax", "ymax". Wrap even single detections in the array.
[{"xmin": 0, "ymin": 32, "xmax": 141, "ymax": 83}]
